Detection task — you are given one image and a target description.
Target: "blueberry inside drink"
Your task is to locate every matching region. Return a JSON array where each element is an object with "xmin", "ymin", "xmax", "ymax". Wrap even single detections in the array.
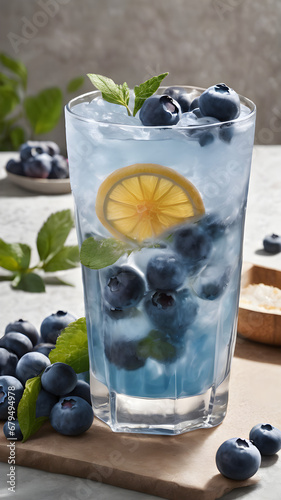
[{"xmin": 65, "ymin": 73, "xmax": 256, "ymax": 434}]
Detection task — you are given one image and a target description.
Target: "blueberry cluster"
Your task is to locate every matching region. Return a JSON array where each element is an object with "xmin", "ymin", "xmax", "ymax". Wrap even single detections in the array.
[
  {"xmin": 0, "ymin": 311, "xmax": 93, "ymax": 439},
  {"xmin": 5, "ymin": 141, "xmax": 69, "ymax": 179},
  {"xmin": 103, "ymin": 213, "xmax": 231, "ymax": 370},
  {"xmin": 216, "ymin": 423, "xmax": 281, "ymax": 480},
  {"xmin": 139, "ymin": 83, "xmax": 241, "ymax": 146}
]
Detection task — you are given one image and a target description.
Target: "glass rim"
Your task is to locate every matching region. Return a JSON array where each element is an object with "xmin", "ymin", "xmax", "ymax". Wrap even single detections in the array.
[{"xmin": 65, "ymin": 85, "xmax": 256, "ymax": 130}]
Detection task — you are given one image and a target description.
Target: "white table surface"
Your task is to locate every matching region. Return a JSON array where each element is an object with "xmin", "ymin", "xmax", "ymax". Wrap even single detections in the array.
[{"xmin": 0, "ymin": 146, "xmax": 280, "ymax": 500}]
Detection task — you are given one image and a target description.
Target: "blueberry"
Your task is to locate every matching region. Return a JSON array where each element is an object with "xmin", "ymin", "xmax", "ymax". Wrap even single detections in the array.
[
  {"xmin": 5, "ymin": 319, "xmax": 40, "ymax": 346},
  {"xmin": 44, "ymin": 141, "xmax": 60, "ymax": 156},
  {"xmin": 219, "ymin": 122, "xmax": 234, "ymax": 143},
  {"xmin": 249, "ymin": 423, "xmax": 281, "ymax": 456},
  {"xmin": 32, "ymin": 343, "xmax": 55, "ymax": 357},
  {"xmin": 189, "ymin": 97, "xmax": 200, "ymax": 111},
  {"xmin": 19, "ymin": 141, "xmax": 47, "ymax": 162},
  {"xmin": 105, "ymin": 338, "xmax": 146, "ymax": 371},
  {"xmin": 3, "ymin": 419, "xmax": 23, "ymax": 441},
  {"xmin": 0, "ymin": 332, "xmax": 33, "ymax": 358},
  {"xmin": 35, "ymin": 389, "xmax": 58, "ymax": 418},
  {"xmin": 16, "ymin": 352, "xmax": 51, "ymax": 385},
  {"xmin": 173, "ymin": 225, "xmax": 212, "ymax": 272},
  {"xmin": 103, "ymin": 266, "xmax": 145, "ymax": 310},
  {"xmin": 50, "ymin": 396, "xmax": 94, "ymax": 436},
  {"xmin": 48, "ymin": 155, "xmax": 69, "ymax": 179},
  {"xmin": 0, "ymin": 348, "xmax": 18, "ymax": 377},
  {"xmin": 5, "ymin": 159, "xmax": 24, "ymax": 176},
  {"xmin": 178, "ymin": 111, "xmax": 219, "ymax": 147},
  {"xmin": 216, "ymin": 438, "xmax": 261, "ymax": 480},
  {"xmin": 139, "ymin": 95, "xmax": 181, "ymax": 126},
  {"xmin": 190, "ymin": 107, "xmax": 203, "ymax": 118},
  {"xmin": 199, "ymin": 83, "xmax": 240, "ymax": 122},
  {"xmin": 0, "ymin": 376, "xmax": 24, "ymax": 420},
  {"xmin": 146, "ymin": 253, "xmax": 185, "ymax": 291},
  {"xmin": 192, "ymin": 266, "xmax": 231, "ymax": 300},
  {"xmin": 23, "ymin": 153, "xmax": 53, "ymax": 179},
  {"xmin": 65, "ymin": 380, "xmax": 91, "ymax": 405},
  {"xmin": 144, "ymin": 289, "xmax": 198, "ymax": 338},
  {"xmin": 40, "ymin": 310, "xmax": 77, "ymax": 344},
  {"xmin": 41, "ymin": 362, "xmax": 77, "ymax": 396},
  {"xmin": 163, "ymin": 86, "xmax": 192, "ymax": 113},
  {"xmin": 198, "ymin": 213, "xmax": 228, "ymax": 240},
  {"xmin": 263, "ymin": 234, "xmax": 281, "ymax": 254}
]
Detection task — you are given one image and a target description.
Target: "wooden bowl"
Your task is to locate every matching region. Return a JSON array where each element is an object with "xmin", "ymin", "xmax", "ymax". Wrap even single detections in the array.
[{"xmin": 238, "ymin": 262, "xmax": 281, "ymax": 345}]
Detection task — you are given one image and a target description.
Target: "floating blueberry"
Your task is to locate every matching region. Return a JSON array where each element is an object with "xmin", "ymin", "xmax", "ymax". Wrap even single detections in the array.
[
  {"xmin": 5, "ymin": 319, "xmax": 40, "ymax": 347},
  {"xmin": 189, "ymin": 97, "xmax": 200, "ymax": 111},
  {"xmin": 16, "ymin": 352, "xmax": 51, "ymax": 385},
  {"xmin": 144, "ymin": 289, "xmax": 198, "ymax": 338},
  {"xmin": 104, "ymin": 266, "xmax": 145, "ymax": 310},
  {"xmin": 173, "ymin": 225, "xmax": 212, "ymax": 273},
  {"xmin": 3, "ymin": 419, "xmax": 23, "ymax": 441},
  {"xmin": 199, "ymin": 83, "xmax": 240, "ymax": 122},
  {"xmin": 50, "ymin": 396, "xmax": 94, "ymax": 436},
  {"xmin": 0, "ymin": 348, "xmax": 18, "ymax": 377},
  {"xmin": 198, "ymin": 213, "xmax": 228, "ymax": 240},
  {"xmin": 104, "ymin": 335, "xmax": 146, "ymax": 371},
  {"xmin": 192, "ymin": 266, "xmax": 231, "ymax": 300},
  {"xmin": 41, "ymin": 362, "xmax": 77, "ymax": 396},
  {"xmin": 0, "ymin": 375, "xmax": 24, "ymax": 420},
  {"xmin": 5, "ymin": 159, "xmax": 24, "ymax": 176},
  {"xmin": 40, "ymin": 310, "xmax": 77, "ymax": 344},
  {"xmin": 23, "ymin": 153, "xmax": 53, "ymax": 179},
  {"xmin": 249, "ymin": 423, "xmax": 281, "ymax": 456},
  {"xmin": 0, "ymin": 332, "xmax": 33, "ymax": 359},
  {"xmin": 163, "ymin": 86, "xmax": 192, "ymax": 113},
  {"xmin": 146, "ymin": 253, "xmax": 185, "ymax": 291},
  {"xmin": 139, "ymin": 95, "xmax": 181, "ymax": 126},
  {"xmin": 216, "ymin": 438, "xmax": 261, "ymax": 480},
  {"xmin": 263, "ymin": 234, "xmax": 281, "ymax": 254},
  {"xmin": 219, "ymin": 122, "xmax": 234, "ymax": 143}
]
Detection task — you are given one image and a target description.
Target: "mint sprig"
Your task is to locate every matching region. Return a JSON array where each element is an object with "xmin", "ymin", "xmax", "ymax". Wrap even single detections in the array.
[
  {"xmin": 137, "ymin": 330, "xmax": 177, "ymax": 362},
  {"xmin": 87, "ymin": 72, "xmax": 169, "ymax": 117},
  {"xmin": 80, "ymin": 236, "xmax": 132, "ymax": 270},
  {"xmin": 0, "ymin": 209, "xmax": 79, "ymax": 292}
]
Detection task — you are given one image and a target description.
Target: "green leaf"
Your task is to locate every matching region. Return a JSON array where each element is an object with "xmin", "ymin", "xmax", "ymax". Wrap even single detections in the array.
[
  {"xmin": 42, "ymin": 245, "xmax": 80, "ymax": 272},
  {"xmin": 17, "ymin": 376, "xmax": 48, "ymax": 443},
  {"xmin": 36, "ymin": 209, "xmax": 74, "ymax": 262},
  {"xmin": 133, "ymin": 72, "xmax": 169, "ymax": 116},
  {"xmin": 10, "ymin": 126, "xmax": 25, "ymax": 149},
  {"xmin": 80, "ymin": 237, "xmax": 129, "ymax": 270},
  {"xmin": 87, "ymin": 74, "xmax": 131, "ymax": 115},
  {"xmin": 12, "ymin": 272, "xmax": 45, "ymax": 293},
  {"xmin": 0, "ymin": 239, "xmax": 31, "ymax": 271},
  {"xmin": 67, "ymin": 76, "xmax": 85, "ymax": 93},
  {"xmin": 23, "ymin": 87, "xmax": 62, "ymax": 135},
  {"xmin": 0, "ymin": 86, "xmax": 20, "ymax": 120},
  {"xmin": 0, "ymin": 53, "xmax": 27, "ymax": 89},
  {"xmin": 49, "ymin": 317, "xmax": 89, "ymax": 373},
  {"xmin": 137, "ymin": 330, "xmax": 177, "ymax": 362}
]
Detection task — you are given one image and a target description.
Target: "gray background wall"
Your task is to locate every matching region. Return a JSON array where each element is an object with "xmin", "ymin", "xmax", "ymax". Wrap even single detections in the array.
[{"xmin": 1, "ymin": 0, "xmax": 281, "ymax": 148}]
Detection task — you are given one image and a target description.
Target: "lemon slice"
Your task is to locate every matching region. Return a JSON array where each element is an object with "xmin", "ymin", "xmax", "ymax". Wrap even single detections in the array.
[{"xmin": 96, "ymin": 163, "xmax": 205, "ymax": 242}]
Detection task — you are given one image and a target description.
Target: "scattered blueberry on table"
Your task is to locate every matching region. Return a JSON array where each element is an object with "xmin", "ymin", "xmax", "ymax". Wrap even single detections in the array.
[{"xmin": 263, "ymin": 234, "xmax": 281, "ymax": 254}]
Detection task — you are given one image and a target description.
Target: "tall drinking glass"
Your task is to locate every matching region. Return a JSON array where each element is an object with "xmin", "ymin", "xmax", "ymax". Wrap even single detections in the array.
[{"xmin": 65, "ymin": 87, "xmax": 256, "ymax": 435}]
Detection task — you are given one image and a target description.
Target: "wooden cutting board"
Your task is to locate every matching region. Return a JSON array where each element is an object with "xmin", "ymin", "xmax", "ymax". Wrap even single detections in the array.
[{"xmin": 0, "ymin": 338, "xmax": 280, "ymax": 500}]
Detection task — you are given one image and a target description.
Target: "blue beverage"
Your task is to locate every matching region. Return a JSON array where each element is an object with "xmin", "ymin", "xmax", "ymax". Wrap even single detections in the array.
[{"xmin": 65, "ymin": 85, "xmax": 256, "ymax": 434}]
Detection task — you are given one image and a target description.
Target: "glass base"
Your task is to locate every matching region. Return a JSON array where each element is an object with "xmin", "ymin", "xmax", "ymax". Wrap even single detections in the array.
[{"xmin": 90, "ymin": 373, "xmax": 230, "ymax": 435}]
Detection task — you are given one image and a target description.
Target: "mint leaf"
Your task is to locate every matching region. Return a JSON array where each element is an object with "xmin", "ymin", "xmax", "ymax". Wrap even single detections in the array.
[
  {"xmin": 17, "ymin": 376, "xmax": 48, "ymax": 443},
  {"xmin": 10, "ymin": 126, "xmax": 25, "ymax": 150},
  {"xmin": 80, "ymin": 236, "xmax": 129, "ymax": 270},
  {"xmin": 42, "ymin": 245, "xmax": 79, "ymax": 272},
  {"xmin": 67, "ymin": 76, "xmax": 85, "ymax": 93},
  {"xmin": 0, "ymin": 239, "xmax": 31, "ymax": 271},
  {"xmin": 137, "ymin": 330, "xmax": 176, "ymax": 362},
  {"xmin": 133, "ymin": 72, "xmax": 169, "ymax": 116},
  {"xmin": 36, "ymin": 209, "xmax": 74, "ymax": 262},
  {"xmin": 87, "ymin": 74, "xmax": 131, "ymax": 115},
  {"xmin": 0, "ymin": 86, "xmax": 20, "ymax": 120},
  {"xmin": 0, "ymin": 53, "xmax": 27, "ymax": 89},
  {"xmin": 49, "ymin": 317, "xmax": 89, "ymax": 373},
  {"xmin": 23, "ymin": 87, "xmax": 62, "ymax": 135},
  {"xmin": 12, "ymin": 272, "xmax": 45, "ymax": 293}
]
